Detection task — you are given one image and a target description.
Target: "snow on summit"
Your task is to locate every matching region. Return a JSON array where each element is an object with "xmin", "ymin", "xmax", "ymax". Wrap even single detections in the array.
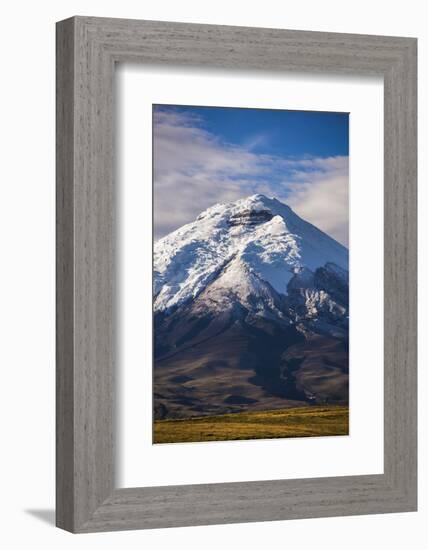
[{"xmin": 154, "ymin": 194, "xmax": 348, "ymax": 312}]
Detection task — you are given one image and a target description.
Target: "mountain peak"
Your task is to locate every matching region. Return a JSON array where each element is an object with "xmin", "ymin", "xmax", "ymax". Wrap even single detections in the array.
[
  {"xmin": 245, "ymin": 193, "xmax": 272, "ymax": 204},
  {"xmin": 154, "ymin": 195, "xmax": 348, "ymax": 312},
  {"xmin": 232, "ymin": 193, "xmax": 289, "ymax": 211}
]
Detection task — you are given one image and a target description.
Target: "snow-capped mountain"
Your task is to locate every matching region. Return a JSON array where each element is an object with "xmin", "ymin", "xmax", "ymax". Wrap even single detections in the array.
[
  {"xmin": 154, "ymin": 194, "xmax": 348, "ymax": 313},
  {"xmin": 154, "ymin": 195, "xmax": 349, "ymax": 420}
]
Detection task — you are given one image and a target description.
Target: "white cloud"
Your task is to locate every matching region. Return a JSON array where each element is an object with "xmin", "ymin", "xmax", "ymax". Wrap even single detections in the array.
[
  {"xmin": 153, "ymin": 109, "xmax": 349, "ymax": 246},
  {"xmin": 280, "ymin": 157, "xmax": 349, "ymax": 246}
]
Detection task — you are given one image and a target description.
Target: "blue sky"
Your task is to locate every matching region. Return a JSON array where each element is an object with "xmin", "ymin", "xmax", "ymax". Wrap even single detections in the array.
[
  {"xmin": 169, "ymin": 105, "xmax": 349, "ymax": 158},
  {"xmin": 153, "ymin": 104, "xmax": 349, "ymax": 245}
]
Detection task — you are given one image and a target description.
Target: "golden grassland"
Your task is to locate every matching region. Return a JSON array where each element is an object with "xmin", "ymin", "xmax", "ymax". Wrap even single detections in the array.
[{"xmin": 153, "ymin": 405, "xmax": 349, "ymax": 444}]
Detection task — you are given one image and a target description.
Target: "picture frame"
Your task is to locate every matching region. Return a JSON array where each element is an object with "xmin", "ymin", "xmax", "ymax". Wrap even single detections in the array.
[{"xmin": 56, "ymin": 16, "xmax": 417, "ymax": 533}]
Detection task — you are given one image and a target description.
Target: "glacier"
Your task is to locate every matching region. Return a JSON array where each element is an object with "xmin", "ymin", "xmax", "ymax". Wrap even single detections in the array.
[{"xmin": 154, "ymin": 194, "xmax": 348, "ymax": 313}]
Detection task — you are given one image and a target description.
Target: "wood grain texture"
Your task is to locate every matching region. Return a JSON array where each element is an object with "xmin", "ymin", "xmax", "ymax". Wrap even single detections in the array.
[
  {"xmin": 56, "ymin": 18, "xmax": 75, "ymax": 532},
  {"xmin": 56, "ymin": 16, "xmax": 417, "ymax": 533}
]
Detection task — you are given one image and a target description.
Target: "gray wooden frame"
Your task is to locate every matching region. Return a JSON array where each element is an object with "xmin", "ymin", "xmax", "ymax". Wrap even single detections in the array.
[{"xmin": 56, "ymin": 16, "xmax": 417, "ymax": 533}]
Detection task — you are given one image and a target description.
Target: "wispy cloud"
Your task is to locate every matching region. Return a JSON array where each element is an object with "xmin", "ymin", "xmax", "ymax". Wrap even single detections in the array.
[
  {"xmin": 283, "ymin": 157, "xmax": 349, "ymax": 246},
  {"xmin": 153, "ymin": 108, "xmax": 349, "ymax": 246}
]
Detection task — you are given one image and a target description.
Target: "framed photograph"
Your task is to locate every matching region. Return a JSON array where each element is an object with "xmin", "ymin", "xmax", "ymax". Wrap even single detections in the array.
[
  {"xmin": 151, "ymin": 104, "xmax": 350, "ymax": 445},
  {"xmin": 56, "ymin": 16, "xmax": 417, "ymax": 532}
]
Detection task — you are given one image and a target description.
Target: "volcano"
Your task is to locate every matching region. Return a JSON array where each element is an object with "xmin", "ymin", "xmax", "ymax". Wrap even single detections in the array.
[{"xmin": 153, "ymin": 194, "xmax": 349, "ymax": 420}]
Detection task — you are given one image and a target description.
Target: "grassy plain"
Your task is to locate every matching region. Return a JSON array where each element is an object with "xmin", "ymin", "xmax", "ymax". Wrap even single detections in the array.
[{"xmin": 153, "ymin": 405, "xmax": 349, "ymax": 444}]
